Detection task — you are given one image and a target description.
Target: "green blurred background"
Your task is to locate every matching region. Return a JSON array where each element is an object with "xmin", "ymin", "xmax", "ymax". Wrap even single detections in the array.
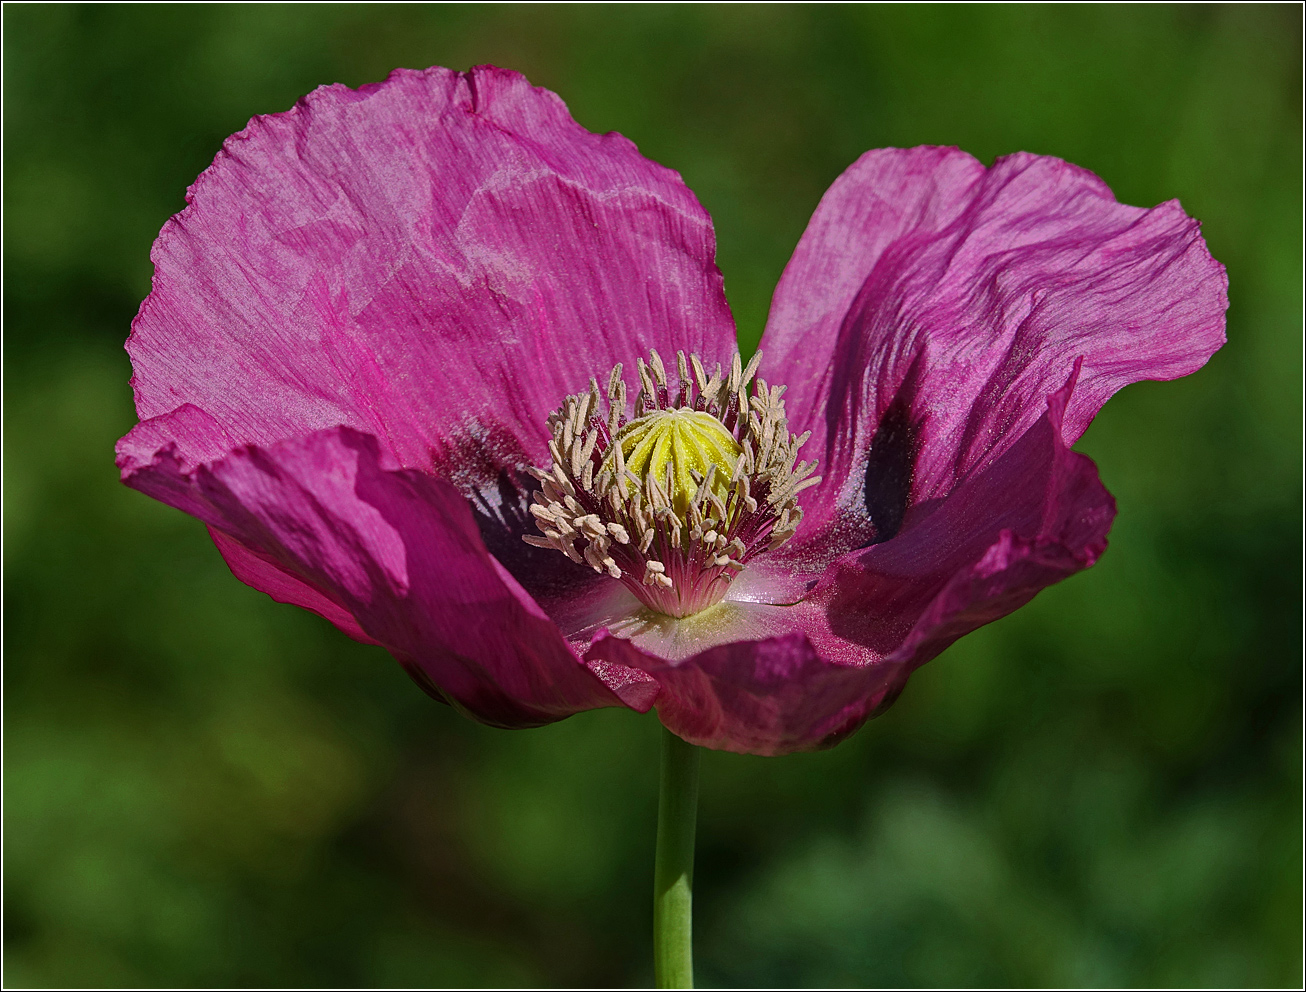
[{"xmin": 4, "ymin": 4, "xmax": 1301, "ymax": 988}]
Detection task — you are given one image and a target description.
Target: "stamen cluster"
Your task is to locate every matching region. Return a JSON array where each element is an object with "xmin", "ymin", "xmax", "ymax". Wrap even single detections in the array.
[{"xmin": 524, "ymin": 349, "xmax": 819, "ymax": 618}]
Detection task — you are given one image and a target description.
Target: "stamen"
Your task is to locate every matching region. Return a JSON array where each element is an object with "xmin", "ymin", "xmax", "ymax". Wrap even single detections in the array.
[{"xmin": 524, "ymin": 349, "xmax": 820, "ymax": 619}]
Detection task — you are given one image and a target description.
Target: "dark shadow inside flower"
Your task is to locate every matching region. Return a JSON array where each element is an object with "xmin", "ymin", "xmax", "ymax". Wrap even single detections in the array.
[
  {"xmin": 428, "ymin": 420, "xmax": 603, "ymax": 608},
  {"xmin": 465, "ymin": 466, "xmax": 633, "ymax": 641},
  {"xmin": 466, "ymin": 468, "xmax": 577, "ymax": 593},
  {"xmin": 754, "ymin": 361, "xmax": 927, "ymax": 590},
  {"xmin": 862, "ymin": 388, "xmax": 921, "ymax": 545}
]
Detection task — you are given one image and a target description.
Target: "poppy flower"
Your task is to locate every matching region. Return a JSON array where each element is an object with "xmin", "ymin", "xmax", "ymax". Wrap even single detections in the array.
[{"xmin": 115, "ymin": 66, "xmax": 1227, "ymax": 757}]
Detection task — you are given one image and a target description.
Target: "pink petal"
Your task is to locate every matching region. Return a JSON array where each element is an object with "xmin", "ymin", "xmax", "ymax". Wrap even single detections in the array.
[
  {"xmin": 126, "ymin": 64, "xmax": 736, "ymax": 478},
  {"xmin": 119, "ymin": 422, "xmax": 632, "ymax": 727},
  {"xmin": 762, "ymin": 147, "xmax": 1225, "ymax": 561},
  {"xmin": 587, "ymin": 628, "xmax": 889, "ymax": 757}
]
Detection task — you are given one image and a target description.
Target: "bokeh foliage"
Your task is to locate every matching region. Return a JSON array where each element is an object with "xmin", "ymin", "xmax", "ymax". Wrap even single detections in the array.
[{"xmin": 3, "ymin": 4, "xmax": 1300, "ymax": 987}]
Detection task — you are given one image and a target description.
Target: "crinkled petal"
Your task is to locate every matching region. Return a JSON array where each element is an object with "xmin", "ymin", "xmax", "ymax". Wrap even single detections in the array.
[
  {"xmin": 762, "ymin": 146, "xmax": 1225, "ymax": 562},
  {"xmin": 586, "ymin": 373, "xmax": 1114, "ymax": 755},
  {"xmin": 586, "ymin": 628, "xmax": 889, "ymax": 756},
  {"xmin": 119, "ymin": 63, "xmax": 739, "ymax": 636},
  {"xmin": 118, "ymin": 421, "xmax": 629, "ymax": 727},
  {"xmin": 126, "ymin": 64, "xmax": 736, "ymax": 479}
]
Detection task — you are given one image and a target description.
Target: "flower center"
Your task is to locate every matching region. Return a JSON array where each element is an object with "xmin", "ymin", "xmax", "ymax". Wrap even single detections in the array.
[{"xmin": 524, "ymin": 349, "xmax": 819, "ymax": 619}]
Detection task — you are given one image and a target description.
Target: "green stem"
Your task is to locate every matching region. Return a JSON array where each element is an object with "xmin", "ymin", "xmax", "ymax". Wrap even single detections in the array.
[{"xmin": 653, "ymin": 725, "xmax": 701, "ymax": 989}]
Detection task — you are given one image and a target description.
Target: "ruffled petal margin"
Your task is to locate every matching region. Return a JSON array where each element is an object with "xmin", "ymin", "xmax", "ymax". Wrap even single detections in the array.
[
  {"xmin": 762, "ymin": 146, "xmax": 1226, "ymax": 562},
  {"xmin": 118, "ymin": 420, "xmax": 643, "ymax": 727}
]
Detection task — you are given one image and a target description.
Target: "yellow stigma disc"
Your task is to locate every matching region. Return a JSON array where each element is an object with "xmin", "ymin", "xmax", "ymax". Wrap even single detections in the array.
[{"xmin": 608, "ymin": 409, "xmax": 742, "ymax": 517}]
